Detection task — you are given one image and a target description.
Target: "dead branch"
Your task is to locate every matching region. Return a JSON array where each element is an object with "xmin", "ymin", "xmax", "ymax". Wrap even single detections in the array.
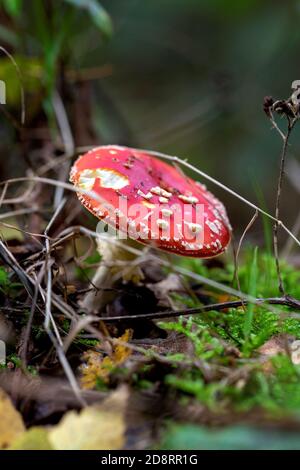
[{"xmin": 97, "ymin": 295, "xmax": 300, "ymax": 322}]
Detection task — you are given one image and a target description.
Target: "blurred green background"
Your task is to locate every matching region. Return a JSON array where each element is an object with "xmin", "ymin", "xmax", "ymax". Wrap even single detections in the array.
[{"xmin": 1, "ymin": 0, "xmax": 300, "ymax": 237}]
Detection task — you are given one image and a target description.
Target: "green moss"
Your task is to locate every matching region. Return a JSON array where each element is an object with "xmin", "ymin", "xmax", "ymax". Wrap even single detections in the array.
[{"xmin": 157, "ymin": 250, "xmax": 300, "ymax": 415}]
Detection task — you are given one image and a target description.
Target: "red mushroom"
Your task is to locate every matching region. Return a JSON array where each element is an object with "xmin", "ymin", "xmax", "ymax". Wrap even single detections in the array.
[{"xmin": 70, "ymin": 145, "xmax": 231, "ymax": 310}]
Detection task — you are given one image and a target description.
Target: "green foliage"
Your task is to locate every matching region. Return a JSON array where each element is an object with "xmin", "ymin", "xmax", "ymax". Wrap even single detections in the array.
[
  {"xmin": 77, "ymin": 338, "xmax": 99, "ymax": 347},
  {"xmin": 6, "ymin": 354, "xmax": 22, "ymax": 368},
  {"xmin": 159, "ymin": 250, "xmax": 300, "ymax": 416},
  {"xmin": 162, "ymin": 250, "xmax": 300, "ymax": 353},
  {"xmin": 160, "ymin": 423, "xmax": 300, "ymax": 450},
  {"xmin": 0, "ymin": 56, "xmax": 43, "ymax": 107},
  {"xmin": 0, "ymin": 267, "xmax": 8, "ymax": 286},
  {"xmin": 63, "ymin": 0, "xmax": 112, "ymax": 38},
  {"xmin": 164, "ymin": 353, "xmax": 300, "ymax": 415},
  {"xmin": 0, "ymin": 0, "xmax": 113, "ymax": 121},
  {"xmin": 243, "ymin": 246, "xmax": 258, "ymax": 345},
  {"xmin": 1, "ymin": 0, "xmax": 22, "ymax": 17},
  {"xmin": 234, "ymin": 355, "xmax": 300, "ymax": 413},
  {"xmin": 166, "ymin": 373, "xmax": 227, "ymax": 411},
  {"xmin": 0, "ymin": 267, "xmax": 22, "ymax": 297},
  {"xmin": 160, "ymin": 316, "xmax": 224, "ymax": 361},
  {"xmin": 75, "ymin": 251, "xmax": 102, "ymax": 281},
  {"xmin": 179, "ymin": 248, "xmax": 300, "ymax": 300}
]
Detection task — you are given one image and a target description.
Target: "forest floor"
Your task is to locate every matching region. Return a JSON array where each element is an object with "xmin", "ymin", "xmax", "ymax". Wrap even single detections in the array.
[{"xmin": 2, "ymin": 208, "xmax": 300, "ymax": 450}]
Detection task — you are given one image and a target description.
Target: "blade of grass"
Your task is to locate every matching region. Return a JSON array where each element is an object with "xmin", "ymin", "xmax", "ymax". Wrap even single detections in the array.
[
  {"xmin": 252, "ymin": 181, "xmax": 272, "ymax": 255},
  {"xmin": 243, "ymin": 247, "xmax": 258, "ymax": 347}
]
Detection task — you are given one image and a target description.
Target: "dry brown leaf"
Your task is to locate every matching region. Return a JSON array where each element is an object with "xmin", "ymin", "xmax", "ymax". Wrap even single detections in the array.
[
  {"xmin": 0, "ymin": 388, "xmax": 25, "ymax": 449},
  {"xmin": 147, "ymin": 273, "xmax": 184, "ymax": 307},
  {"xmin": 48, "ymin": 386, "xmax": 128, "ymax": 450},
  {"xmin": 258, "ymin": 334, "xmax": 295, "ymax": 357},
  {"xmin": 8, "ymin": 387, "xmax": 128, "ymax": 450},
  {"xmin": 258, "ymin": 337, "xmax": 287, "ymax": 357},
  {"xmin": 81, "ymin": 329, "xmax": 133, "ymax": 389},
  {"xmin": 290, "ymin": 340, "xmax": 300, "ymax": 364}
]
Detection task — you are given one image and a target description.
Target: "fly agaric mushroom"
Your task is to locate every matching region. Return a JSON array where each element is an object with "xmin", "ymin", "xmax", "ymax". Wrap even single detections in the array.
[{"xmin": 70, "ymin": 145, "xmax": 231, "ymax": 311}]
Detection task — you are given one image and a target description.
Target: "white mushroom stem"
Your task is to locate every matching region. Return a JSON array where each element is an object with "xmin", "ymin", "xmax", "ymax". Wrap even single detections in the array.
[{"xmin": 80, "ymin": 236, "xmax": 144, "ymax": 313}]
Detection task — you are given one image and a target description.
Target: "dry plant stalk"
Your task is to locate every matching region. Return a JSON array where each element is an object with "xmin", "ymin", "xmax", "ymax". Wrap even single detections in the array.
[{"xmin": 263, "ymin": 80, "xmax": 300, "ymax": 295}]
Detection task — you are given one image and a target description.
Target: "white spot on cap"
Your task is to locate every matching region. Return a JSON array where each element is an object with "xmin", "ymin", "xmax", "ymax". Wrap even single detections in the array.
[
  {"xmin": 159, "ymin": 197, "xmax": 169, "ymax": 203},
  {"xmin": 77, "ymin": 170, "xmax": 97, "ymax": 191},
  {"xmin": 150, "ymin": 186, "xmax": 172, "ymax": 198},
  {"xmin": 215, "ymin": 239, "xmax": 222, "ymax": 250},
  {"xmin": 137, "ymin": 189, "xmax": 153, "ymax": 200},
  {"xmin": 142, "ymin": 201, "xmax": 156, "ymax": 209},
  {"xmin": 178, "ymin": 195, "xmax": 199, "ymax": 204},
  {"xmin": 205, "ymin": 220, "xmax": 220, "ymax": 235},
  {"xmin": 214, "ymin": 219, "xmax": 223, "ymax": 230},
  {"xmin": 77, "ymin": 168, "xmax": 129, "ymax": 191},
  {"xmin": 97, "ymin": 168, "xmax": 129, "ymax": 189},
  {"xmin": 184, "ymin": 222, "xmax": 203, "ymax": 233}
]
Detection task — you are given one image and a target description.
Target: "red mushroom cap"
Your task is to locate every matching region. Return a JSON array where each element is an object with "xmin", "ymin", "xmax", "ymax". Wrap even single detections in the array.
[{"xmin": 70, "ymin": 145, "xmax": 231, "ymax": 257}]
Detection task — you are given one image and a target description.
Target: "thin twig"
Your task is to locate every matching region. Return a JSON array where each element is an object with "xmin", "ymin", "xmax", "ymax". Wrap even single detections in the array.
[
  {"xmin": 232, "ymin": 210, "xmax": 258, "ymax": 295},
  {"xmin": 97, "ymin": 296, "xmax": 300, "ymax": 322},
  {"xmin": 269, "ymin": 110, "xmax": 286, "ymax": 140},
  {"xmin": 20, "ymin": 267, "xmax": 44, "ymax": 365},
  {"xmin": 273, "ymin": 118, "xmax": 296, "ymax": 294},
  {"xmin": 44, "ymin": 198, "xmax": 66, "ymax": 332},
  {"xmin": 0, "ymin": 239, "xmax": 33, "ymax": 296},
  {"xmin": 0, "ymin": 207, "xmax": 39, "ymax": 220},
  {"xmin": 0, "ymin": 182, "xmax": 8, "ymax": 209}
]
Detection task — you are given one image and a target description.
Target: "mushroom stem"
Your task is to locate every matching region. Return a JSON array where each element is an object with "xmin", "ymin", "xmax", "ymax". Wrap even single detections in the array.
[{"xmin": 81, "ymin": 236, "xmax": 144, "ymax": 312}]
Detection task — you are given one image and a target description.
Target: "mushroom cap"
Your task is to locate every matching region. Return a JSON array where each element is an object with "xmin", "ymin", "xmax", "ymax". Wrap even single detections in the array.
[{"xmin": 70, "ymin": 145, "xmax": 231, "ymax": 257}]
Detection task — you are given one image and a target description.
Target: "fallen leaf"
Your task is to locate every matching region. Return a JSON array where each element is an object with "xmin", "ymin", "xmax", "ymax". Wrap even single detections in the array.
[
  {"xmin": 81, "ymin": 329, "xmax": 133, "ymax": 389},
  {"xmin": 258, "ymin": 335, "xmax": 294, "ymax": 357},
  {"xmin": 10, "ymin": 428, "xmax": 53, "ymax": 450},
  {"xmin": 290, "ymin": 340, "xmax": 300, "ymax": 364},
  {"xmin": 0, "ymin": 219, "xmax": 24, "ymax": 241},
  {"xmin": 0, "ymin": 388, "xmax": 25, "ymax": 449},
  {"xmin": 147, "ymin": 273, "xmax": 184, "ymax": 307},
  {"xmin": 48, "ymin": 386, "xmax": 128, "ymax": 450}
]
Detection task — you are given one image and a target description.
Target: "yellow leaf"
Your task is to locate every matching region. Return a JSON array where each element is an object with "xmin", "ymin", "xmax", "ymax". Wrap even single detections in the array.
[
  {"xmin": 0, "ymin": 218, "xmax": 24, "ymax": 241},
  {"xmin": 10, "ymin": 427, "xmax": 53, "ymax": 450},
  {"xmin": 48, "ymin": 386, "xmax": 128, "ymax": 450},
  {"xmin": 81, "ymin": 329, "xmax": 133, "ymax": 389},
  {"xmin": 0, "ymin": 56, "xmax": 43, "ymax": 106},
  {"xmin": 0, "ymin": 388, "xmax": 25, "ymax": 449}
]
